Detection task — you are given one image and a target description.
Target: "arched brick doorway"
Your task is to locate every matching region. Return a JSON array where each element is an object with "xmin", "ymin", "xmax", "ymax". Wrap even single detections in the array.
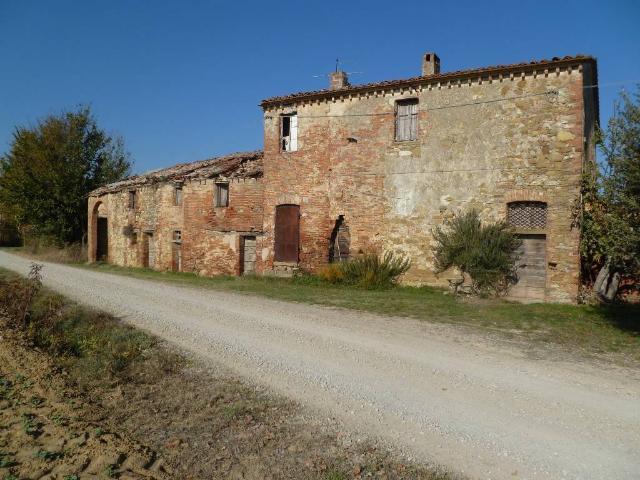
[{"xmin": 90, "ymin": 201, "xmax": 108, "ymax": 262}]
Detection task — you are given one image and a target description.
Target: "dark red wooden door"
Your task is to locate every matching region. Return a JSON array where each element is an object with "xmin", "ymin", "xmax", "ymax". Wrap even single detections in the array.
[{"xmin": 274, "ymin": 205, "xmax": 300, "ymax": 262}]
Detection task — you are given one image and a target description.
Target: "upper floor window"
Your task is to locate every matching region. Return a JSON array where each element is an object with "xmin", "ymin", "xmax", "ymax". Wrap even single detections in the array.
[
  {"xmin": 215, "ymin": 182, "xmax": 229, "ymax": 207},
  {"xmin": 281, "ymin": 113, "xmax": 298, "ymax": 152},
  {"xmin": 128, "ymin": 190, "xmax": 136, "ymax": 209},
  {"xmin": 395, "ymin": 98, "xmax": 418, "ymax": 142},
  {"xmin": 172, "ymin": 230, "xmax": 182, "ymax": 242},
  {"xmin": 174, "ymin": 186, "xmax": 183, "ymax": 206},
  {"xmin": 507, "ymin": 201, "xmax": 547, "ymax": 230}
]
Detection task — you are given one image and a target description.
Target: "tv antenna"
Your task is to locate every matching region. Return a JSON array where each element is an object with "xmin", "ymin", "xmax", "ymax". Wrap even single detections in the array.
[{"xmin": 312, "ymin": 58, "xmax": 363, "ymax": 78}]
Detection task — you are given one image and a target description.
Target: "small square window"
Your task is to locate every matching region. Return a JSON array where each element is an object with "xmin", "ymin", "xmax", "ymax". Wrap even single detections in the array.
[
  {"xmin": 172, "ymin": 230, "xmax": 182, "ymax": 242},
  {"xmin": 174, "ymin": 186, "xmax": 183, "ymax": 206},
  {"xmin": 128, "ymin": 190, "xmax": 136, "ymax": 209},
  {"xmin": 215, "ymin": 183, "xmax": 229, "ymax": 207}
]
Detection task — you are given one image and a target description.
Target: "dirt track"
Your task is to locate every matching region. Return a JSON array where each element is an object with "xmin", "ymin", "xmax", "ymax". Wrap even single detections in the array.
[{"xmin": 1, "ymin": 251, "xmax": 638, "ymax": 480}]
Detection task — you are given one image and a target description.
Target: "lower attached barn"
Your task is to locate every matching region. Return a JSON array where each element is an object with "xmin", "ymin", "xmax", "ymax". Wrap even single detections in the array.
[{"xmin": 88, "ymin": 151, "xmax": 263, "ymax": 277}]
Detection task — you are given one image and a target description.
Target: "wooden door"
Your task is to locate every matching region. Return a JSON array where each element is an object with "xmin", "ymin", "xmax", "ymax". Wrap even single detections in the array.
[
  {"xmin": 143, "ymin": 233, "xmax": 155, "ymax": 269},
  {"xmin": 510, "ymin": 234, "xmax": 546, "ymax": 302},
  {"xmin": 274, "ymin": 205, "xmax": 299, "ymax": 262},
  {"xmin": 172, "ymin": 243, "xmax": 182, "ymax": 272},
  {"xmin": 241, "ymin": 236, "xmax": 256, "ymax": 274}
]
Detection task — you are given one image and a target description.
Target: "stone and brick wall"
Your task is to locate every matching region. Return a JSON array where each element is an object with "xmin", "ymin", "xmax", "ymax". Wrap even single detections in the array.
[
  {"xmin": 259, "ymin": 60, "xmax": 598, "ymax": 303},
  {"xmin": 88, "ymin": 166, "xmax": 263, "ymax": 277},
  {"xmin": 89, "ymin": 56, "xmax": 598, "ymax": 304}
]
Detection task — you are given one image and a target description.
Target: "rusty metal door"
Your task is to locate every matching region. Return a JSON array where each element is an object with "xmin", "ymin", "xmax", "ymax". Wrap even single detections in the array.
[
  {"xmin": 274, "ymin": 205, "xmax": 299, "ymax": 262},
  {"xmin": 241, "ymin": 236, "xmax": 256, "ymax": 274},
  {"xmin": 510, "ymin": 234, "xmax": 546, "ymax": 302}
]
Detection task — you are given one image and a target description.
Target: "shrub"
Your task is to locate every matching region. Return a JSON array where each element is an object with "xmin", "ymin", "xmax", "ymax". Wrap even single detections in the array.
[
  {"xmin": 432, "ymin": 210, "xmax": 521, "ymax": 296},
  {"xmin": 325, "ymin": 251, "xmax": 411, "ymax": 289}
]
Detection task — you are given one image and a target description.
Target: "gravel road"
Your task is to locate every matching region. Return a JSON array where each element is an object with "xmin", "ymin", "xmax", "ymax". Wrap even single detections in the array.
[{"xmin": 1, "ymin": 251, "xmax": 638, "ymax": 480}]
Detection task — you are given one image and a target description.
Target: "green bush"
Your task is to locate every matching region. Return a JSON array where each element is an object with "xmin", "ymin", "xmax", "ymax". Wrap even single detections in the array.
[
  {"xmin": 323, "ymin": 251, "xmax": 411, "ymax": 289},
  {"xmin": 432, "ymin": 210, "xmax": 521, "ymax": 296}
]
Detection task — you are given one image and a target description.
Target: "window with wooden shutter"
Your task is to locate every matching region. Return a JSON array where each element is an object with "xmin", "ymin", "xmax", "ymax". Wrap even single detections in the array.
[
  {"xmin": 395, "ymin": 99, "xmax": 418, "ymax": 141},
  {"xmin": 128, "ymin": 190, "xmax": 136, "ymax": 209},
  {"xmin": 174, "ymin": 186, "xmax": 183, "ymax": 206},
  {"xmin": 215, "ymin": 183, "xmax": 229, "ymax": 207},
  {"xmin": 281, "ymin": 113, "xmax": 298, "ymax": 152}
]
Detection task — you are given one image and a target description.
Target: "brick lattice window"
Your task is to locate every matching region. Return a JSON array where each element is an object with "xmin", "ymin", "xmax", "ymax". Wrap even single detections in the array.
[{"xmin": 507, "ymin": 201, "xmax": 547, "ymax": 229}]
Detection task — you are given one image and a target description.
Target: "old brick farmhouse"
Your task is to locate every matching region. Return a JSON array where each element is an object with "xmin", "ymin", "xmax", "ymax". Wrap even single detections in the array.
[{"xmin": 88, "ymin": 53, "xmax": 599, "ymax": 303}]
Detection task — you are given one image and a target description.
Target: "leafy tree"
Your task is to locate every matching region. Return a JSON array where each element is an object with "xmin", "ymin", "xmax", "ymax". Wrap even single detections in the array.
[
  {"xmin": 580, "ymin": 88, "xmax": 640, "ymax": 299},
  {"xmin": 432, "ymin": 209, "xmax": 521, "ymax": 296},
  {"xmin": 0, "ymin": 107, "xmax": 130, "ymax": 244}
]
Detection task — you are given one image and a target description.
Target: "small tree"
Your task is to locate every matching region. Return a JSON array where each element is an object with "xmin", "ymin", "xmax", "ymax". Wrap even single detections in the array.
[
  {"xmin": 0, "ymin": 106, "xmax": 131, "ymax": 245},
  {"xmin": 580, "ymin": 87, "xmax": 640, "ymax": 300},
  {"xmin": 432, "ymin": 210, "xmax": 521, "ymax": 296}
]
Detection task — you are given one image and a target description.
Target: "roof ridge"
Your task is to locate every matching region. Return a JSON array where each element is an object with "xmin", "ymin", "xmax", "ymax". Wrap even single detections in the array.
[
  {"xmin": 260, "ymin": 54, "xmax": 595, "ymax": 107},
  {"xmin": 90, "ymin": 150, "xmax": 263, "ymax": 196}
]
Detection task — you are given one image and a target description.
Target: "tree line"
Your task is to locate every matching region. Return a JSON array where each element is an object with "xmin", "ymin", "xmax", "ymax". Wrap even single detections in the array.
[{"xmin": 0, "ymin": 107, "xmax": 130, "ymax": 245}]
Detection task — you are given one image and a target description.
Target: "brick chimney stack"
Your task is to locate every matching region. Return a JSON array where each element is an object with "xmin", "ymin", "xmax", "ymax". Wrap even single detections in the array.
[
  {"xmin": 422, "ymin": 52, "xmax": 440, "ymax": 76},
  {"xmin": 329, "ymin": 70, "xmax": 350, "ymax": 90}
]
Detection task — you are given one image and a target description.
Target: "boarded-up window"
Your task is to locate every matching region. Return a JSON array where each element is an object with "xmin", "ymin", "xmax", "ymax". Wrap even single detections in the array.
[
  {"xmin": 395, "ymin": 99, "xmax": 418, "ymax": 141},
  {"xmin": 281, "ymin": 114, "xmax": 298, "ymax": 152},
  {"xmin": 128, "ymin": 190, "xmax": 136, "ymax": 209},
  {"xmin": 215, "ymin": 183, "xmax": 229, "ymax": 207},
  {"xmin": 508, "ymin": 202, "xmax": 547, "ymax": 230},
  {"xmin": 274, "ymin": 204, "xmax": 300, "ymax": 262},
  {"xmin": 174, "ymin": 186, "xmax": 183, "ymax": 206}
]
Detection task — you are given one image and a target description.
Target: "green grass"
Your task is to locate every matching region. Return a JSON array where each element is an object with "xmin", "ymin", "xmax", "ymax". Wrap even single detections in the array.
[
  {"xmin": 2, "ymin": 246, "xmax": 639, "ymax": 364},
  {"xmin": 0, "ymin": 267, "xmax": 157, "ymax": 390},
  {"xmin": 72, "ymin": 262, "xmax": 640, "ymax": 364}
]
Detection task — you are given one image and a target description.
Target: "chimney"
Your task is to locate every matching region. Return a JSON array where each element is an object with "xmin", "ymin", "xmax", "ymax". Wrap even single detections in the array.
[
  {"xmin": 422, "ymin": 52, "xmax": 440, "ymax": 76},
  {"xmin": 329, "ymin": 70, "xmax": 349, "ymax": 90}
]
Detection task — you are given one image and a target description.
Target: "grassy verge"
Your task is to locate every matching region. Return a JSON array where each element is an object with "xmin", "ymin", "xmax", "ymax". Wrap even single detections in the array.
[
  {"xmin": 3, "ymin": 245, "xmax": 639, "ymax": 364},
  {"xmin": 74, "ymin": 261, "xmax": 640, "ymax": 364}
]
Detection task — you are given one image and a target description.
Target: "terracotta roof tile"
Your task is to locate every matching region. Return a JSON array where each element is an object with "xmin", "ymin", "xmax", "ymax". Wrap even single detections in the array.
[
  {"xmin": 260, "ymin": 55, "xmax": 595, "ymax": 107},
  {"xmin": 90, "ymin": 150, "xmax": 263, "ymax": 196}
]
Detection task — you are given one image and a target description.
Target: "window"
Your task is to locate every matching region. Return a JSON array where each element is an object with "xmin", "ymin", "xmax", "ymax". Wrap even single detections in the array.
[
  {"xmin": 172, "ymin": 230, "xmax": 182, "ymax": 242},
  {"xmin": 128, "ymin": 190, "xmax": 136, "ymax": 209},
  {"xmin": 131, "ymin": 232, "xmax": 137, "ymax": 245},
  {"xmin": 281, "ymin": 113, "xmax": 298, "ymax": 152},
  {"xmin": 507, "ymin": 201, "xmax": 547, "ymax": 229},
  {"xmin": 395, "ymin": 99, "xmax": 418, "ymax": 141},
  {"xmin": 174, "ymin": 186, "xmax": 183, "ymax": 206},
  {"xmin": 215, "ymin": 183, "xmax": 229, "ymax": 207}
]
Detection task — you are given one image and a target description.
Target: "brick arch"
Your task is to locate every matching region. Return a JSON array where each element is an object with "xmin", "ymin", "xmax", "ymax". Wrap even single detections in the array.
[
  {"xmin": 88, "ymin": 199, "xmax": 106, "ymax": 262},
  {"xmin": 275, "ymin": 194, "xmax": 302, "ymax": 206},
  {"xmin": 502, "ymin": 190, "xmax": 549, "ymax": 218}
]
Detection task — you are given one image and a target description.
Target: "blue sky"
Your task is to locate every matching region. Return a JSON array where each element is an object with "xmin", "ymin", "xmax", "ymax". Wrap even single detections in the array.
[{"xmin": 1, "ymin": 0, "xmax": 638, "ymax": 174}]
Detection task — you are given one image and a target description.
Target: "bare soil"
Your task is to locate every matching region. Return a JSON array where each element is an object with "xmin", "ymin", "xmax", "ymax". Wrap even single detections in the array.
[
  {"xmin": 0, "ymin": 329, "xmax": 168, "ymax": 480},
  {"xmin": 0, "ymin": 323, "xmax": 450, "ymax": 480}
]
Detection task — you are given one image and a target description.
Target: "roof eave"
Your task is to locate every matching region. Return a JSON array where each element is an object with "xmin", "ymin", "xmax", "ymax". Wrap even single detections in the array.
[{"xmin": 260, "ymin": 55, "xmax": 596, "ymax": 109}]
